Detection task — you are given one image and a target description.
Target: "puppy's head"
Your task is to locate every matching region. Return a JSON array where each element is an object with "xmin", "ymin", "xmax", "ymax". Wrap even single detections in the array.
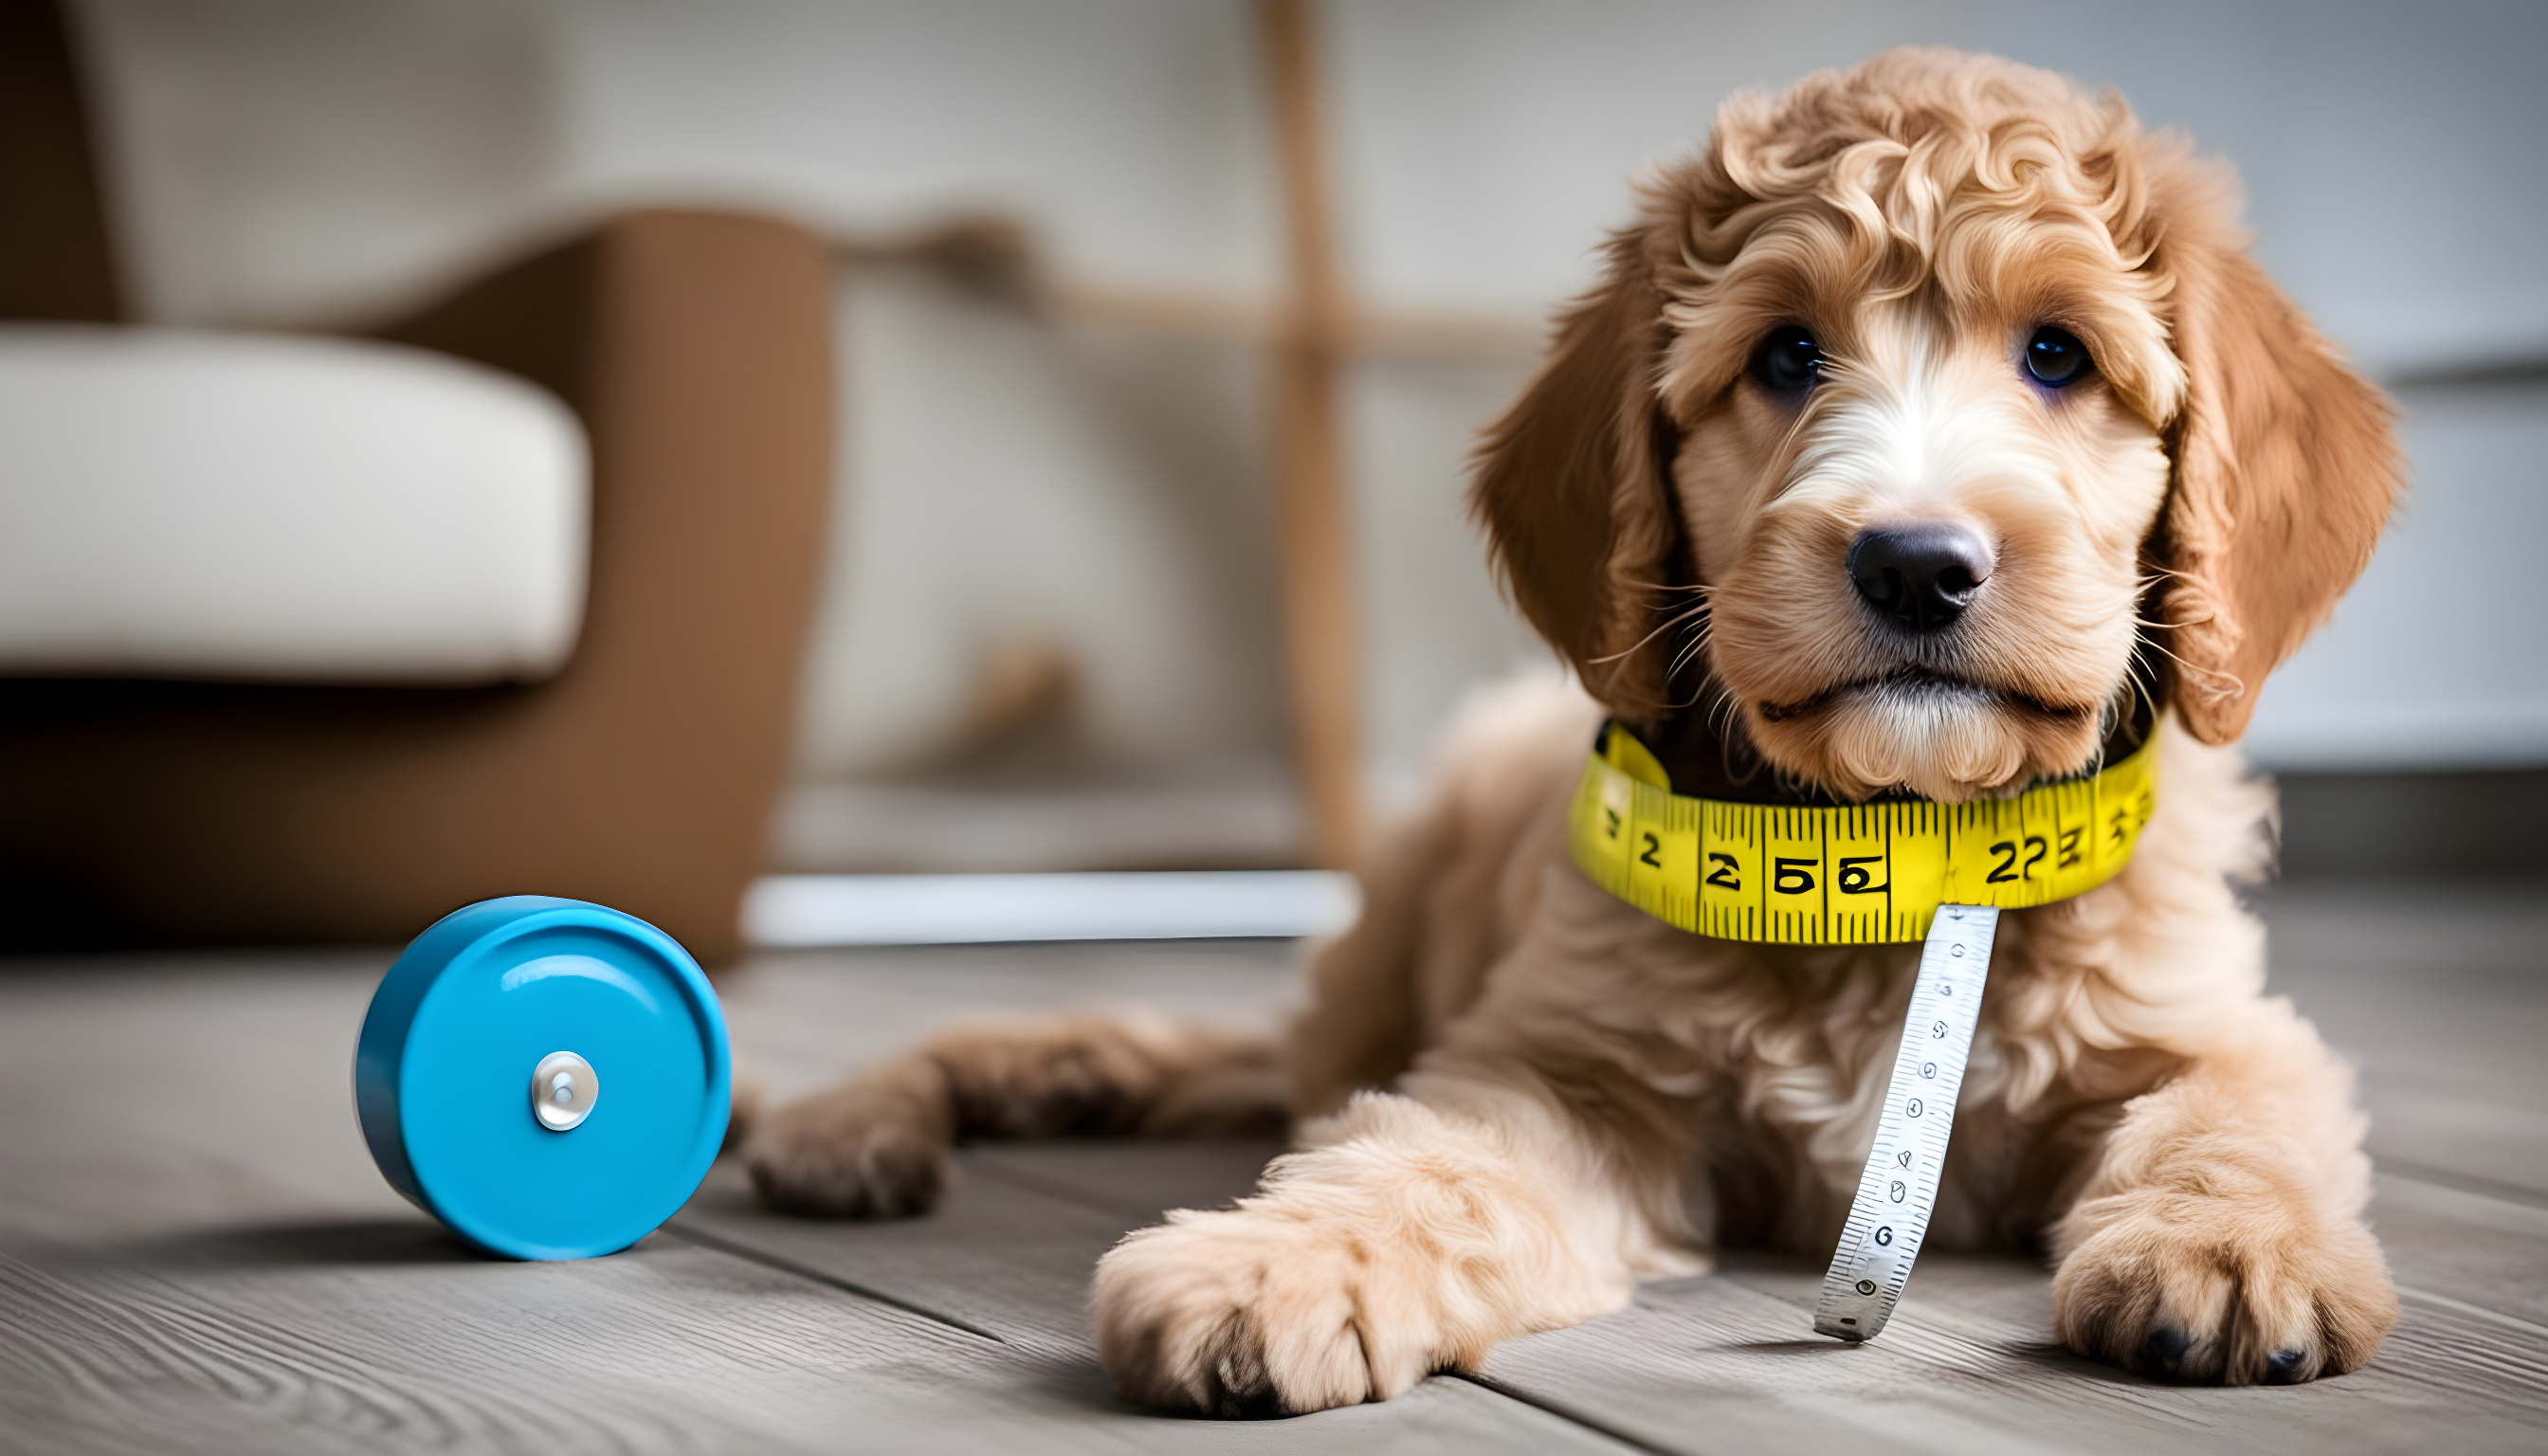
[{"xmin": 1473, "ymin": 47, "xmax": 2400, "ymax": 802}]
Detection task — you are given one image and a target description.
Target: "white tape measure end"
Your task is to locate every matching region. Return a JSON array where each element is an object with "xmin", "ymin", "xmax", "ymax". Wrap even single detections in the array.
[{"xmin": 1811, "ymin": 903, "xmax": 2000, "ymax": 1342}]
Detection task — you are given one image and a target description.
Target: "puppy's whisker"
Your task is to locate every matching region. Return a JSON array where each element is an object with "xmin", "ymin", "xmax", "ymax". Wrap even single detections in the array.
[
  {"xmin": 1702, "ymin": 674, "xmax": 1747, "ymax": 742},
  {"xmin": 1588, "ymin": 598, "xmax": 1713, "ymax": 665},
  {"xmin": 1655, "ymin": 610, "xmax": 1720, "ymax": 706},
  {"xmin": 1665, "ymin": 619, "xmax": 1717, "ymax": 682},
  {"xmin": 2128, "ymin": 629, "xmax": 2242, "ymax": 694},
  {"xmin": 2119, "ymin": 652, "xmax": 2160, "ymax": 728}
]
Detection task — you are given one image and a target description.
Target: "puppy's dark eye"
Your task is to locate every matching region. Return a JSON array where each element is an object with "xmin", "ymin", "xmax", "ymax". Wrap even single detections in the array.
[
  {"xmin": 2024, "ymin": 326, "xmax": 2093, "ymax": 388},
  {"xmin": 1749, "ymin": 326, "xmax": 1822, "ymax": 394}
]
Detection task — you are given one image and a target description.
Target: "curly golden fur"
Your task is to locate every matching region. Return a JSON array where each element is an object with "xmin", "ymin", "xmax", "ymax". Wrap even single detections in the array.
[{"xmin": 746, "ymin": 47, "xmax": 2404, "ymax": 1410}]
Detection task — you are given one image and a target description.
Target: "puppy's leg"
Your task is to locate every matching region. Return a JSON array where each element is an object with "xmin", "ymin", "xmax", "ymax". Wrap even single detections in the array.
[
  {"xmin": 2048, "ymin": 1007, "xmax": 2396, "ymax": 1384},
  {"xmin": 721, "ymin": 1066, "xmax": 765, "ymax": 1155},
  {"xmin": 1093, "ymin": 1066, "xmax": 1691, "ymax": 1415},
  {"xmin": 746, "ymin": 1013, "xmax": 1283, "ymax": 1217},
  {"xmin": 1292, "ymin": 670, "xmax": 1597, "ymax": 1120}
]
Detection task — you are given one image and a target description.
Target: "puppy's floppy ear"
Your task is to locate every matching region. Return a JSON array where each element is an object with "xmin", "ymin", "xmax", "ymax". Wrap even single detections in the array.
[
  {"xmin": 1469, "ymin": 228, "xmax": 1684, "ymax": 718},
  {"xmin": 2150, "ymin": 156, "xmax": 2404, "ymax": 745}
]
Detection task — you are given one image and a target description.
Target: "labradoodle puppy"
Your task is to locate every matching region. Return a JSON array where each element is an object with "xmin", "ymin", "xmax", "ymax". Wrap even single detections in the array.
[{"xmin": 745, "ymin": 47, "xmax": 2403, "ymax": 1409}]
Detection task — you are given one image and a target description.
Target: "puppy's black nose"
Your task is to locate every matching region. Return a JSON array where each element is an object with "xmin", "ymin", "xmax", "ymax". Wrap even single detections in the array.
[{"xmin": 1847, "ymin": 522, "xmax": 1994, "ymax": 633}]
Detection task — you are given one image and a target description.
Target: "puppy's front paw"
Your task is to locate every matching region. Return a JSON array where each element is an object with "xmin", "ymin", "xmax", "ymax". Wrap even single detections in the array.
[
  {"xmin": 743, "ymin": 1060, "xmax": 954, "ymax": 1218},
  {"xmin": 2053, "ymin": 1192, "xmax": 2397, "ymax": 1384},
  {"xmin": 1093, "ymin": 1207, "xmax": 1456, "ymax": 1416}
]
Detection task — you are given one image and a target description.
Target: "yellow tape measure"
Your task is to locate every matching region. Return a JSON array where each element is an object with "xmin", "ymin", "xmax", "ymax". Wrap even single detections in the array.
[{"xmin": 1568, "ymin": 721, "xmax": 2157, "ymax": 944}]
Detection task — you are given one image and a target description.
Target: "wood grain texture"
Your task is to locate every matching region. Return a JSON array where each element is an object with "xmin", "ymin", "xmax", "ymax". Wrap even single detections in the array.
[
  {"xmin": 962, "ymin": 1138, "xmax": 1283, "ymax": 1226},
  {"xmin": 669, "ymin": 1159, "xmax": 1146, "ymax": 1355},
  {"xmin": 2, "ymin": 1228, "xmax": 1629, "ymax": 1455},
  {"xmin": 2259, "ymin": 884, "xmax": 2548, "ymax": 1195},
  {"xmin": 0, "ymin": 948, "xmax": 1618, "ymax": 1453},
  {"xmin": 0, "ymin": 1233, "xmax": 959, "ymax": 1456},
  {"xmin": 0, "ymin": 953, "xmax": 415, "ymax": 1241},
  {"xmin": 666, "ymin": 1140, "xmax": 1282, "ymax": 1353},
  {"xmin": 2, "ymin": 885, "xmax": 2538, "ymax": 1452},
  {"xmin": 1481, "ymin": 1248, "xmax": 2544, "ymax": 1456},
  {"xmin": 2369, "ymin": 1172, "xmax": 2548, "ymax": 1320}
]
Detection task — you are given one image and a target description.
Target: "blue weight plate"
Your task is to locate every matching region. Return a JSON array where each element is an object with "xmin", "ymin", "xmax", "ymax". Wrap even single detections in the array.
[{"xmin": 355, "ymin": 897, "xmax": 731, "ymax": 1260}]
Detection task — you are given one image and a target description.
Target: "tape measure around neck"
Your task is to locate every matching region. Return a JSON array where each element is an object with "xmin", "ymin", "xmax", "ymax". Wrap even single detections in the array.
[
  {"xmin": 1568, "ymin": 720, "xmax": 2157, "ymax": 945},
  {"xmin": 1814, "ymin": 903, "xmax": 1999, "ymax": 1342}
]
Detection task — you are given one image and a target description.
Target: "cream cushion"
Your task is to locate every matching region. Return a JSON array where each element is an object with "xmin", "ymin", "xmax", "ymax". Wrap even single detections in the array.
[{"xmin": 0, "ymin": 326, "xmax": 586, "ymax": 683}]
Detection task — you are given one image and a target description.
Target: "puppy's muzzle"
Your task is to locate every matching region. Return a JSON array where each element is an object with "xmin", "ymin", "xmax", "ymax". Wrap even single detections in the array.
[{"xmin": 1847, "ymin": 521, "xmax": 1995, "ymax": 633}]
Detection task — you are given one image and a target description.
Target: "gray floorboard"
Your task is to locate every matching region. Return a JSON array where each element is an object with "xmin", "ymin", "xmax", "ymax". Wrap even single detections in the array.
[
  {"xmin": 2368, "ymin": 1172, "xmax": 2548, "ymax": 1320},
  {"xmin": 2258, "ymin": 883, "xmax": 2548, "ymax": 1195},
  {"xmin": 670, "ymin": 1158, "xmax": 1168, "ymax": 1354},
  {"xmin": 1479, "ymin": 1251, "xmax": 2545, "ymax": 1456},
  {"xmin": 3, "ymin": 1228, "xmax": 1626, "ymax": 1456},
  {"xmin": 962, "ymin": 1138, "xmax": 1287, "ymax": 1223},
  {"xmin": 0, "ymin": 946, "xmax": 1621, "ymax": 1454},
  {"xmin": 0, "ymin": 953, "xmax": 413, "ymax": 1243},
  {"xmin": 2, "ymin": 883, "xmax": 2538, "ymax": 1453}
]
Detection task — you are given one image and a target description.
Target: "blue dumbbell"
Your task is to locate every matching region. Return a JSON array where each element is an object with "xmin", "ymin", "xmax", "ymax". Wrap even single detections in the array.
[{"xmin": 354, "ymin": 897, "xmax": 732, "ymax": 1260}]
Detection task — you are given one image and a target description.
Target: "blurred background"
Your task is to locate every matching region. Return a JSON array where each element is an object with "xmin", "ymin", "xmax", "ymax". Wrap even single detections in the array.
[{"xmin": 5, "ymin": 0, "xmax": 2542, "ymax": 956}]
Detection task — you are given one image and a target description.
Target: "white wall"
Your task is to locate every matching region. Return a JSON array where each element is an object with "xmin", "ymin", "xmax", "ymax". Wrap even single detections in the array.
[
  {"xmin": 798, "ymin": 262, "xmax": 1284, "ymax": 780},
  {"xmin": 82, "ymin": 0, "xmax": 1277, "ymax": 326},
  {"xmin": 76, "ymin": 0, "xmax": 2548, "ymax": 798},
  {"xmin": 1325, "ymin": 0, "xmax": 2548, "ymax": 376}
]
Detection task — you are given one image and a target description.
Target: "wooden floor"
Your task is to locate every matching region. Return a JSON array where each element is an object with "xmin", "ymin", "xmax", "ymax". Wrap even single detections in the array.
[{"xmin": 3, "ymin": 883, "xmax": 2541, "ymax": 1454}]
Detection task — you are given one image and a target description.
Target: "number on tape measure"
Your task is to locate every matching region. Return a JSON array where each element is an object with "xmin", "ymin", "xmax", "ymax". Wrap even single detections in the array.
[
  {"xmin": 1812, "ymin": 903, "xmax": 2001, "ymax": 1341},
  {"xmin": 1567, "ymin": 726, "xmax": 2157, "ymax": 946}
]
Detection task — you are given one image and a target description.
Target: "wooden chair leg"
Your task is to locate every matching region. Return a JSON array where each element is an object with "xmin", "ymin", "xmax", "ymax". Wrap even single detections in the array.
[{"xmin": 1260, "ymin": 0, "xmax": 1362, "ymax": 869}]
